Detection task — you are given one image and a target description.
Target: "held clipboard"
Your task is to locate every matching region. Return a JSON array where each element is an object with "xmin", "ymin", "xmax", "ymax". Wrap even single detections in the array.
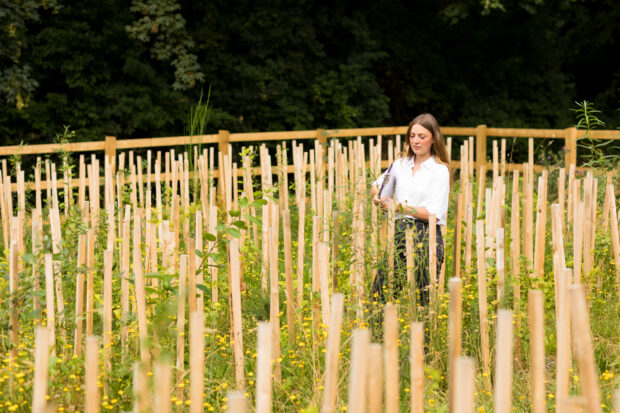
[{"xmin": 378, "ymin": 162, "xmax": 396, "ymax": 199}]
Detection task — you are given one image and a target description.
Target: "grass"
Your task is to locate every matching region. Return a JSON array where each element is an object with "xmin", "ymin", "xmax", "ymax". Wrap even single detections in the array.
[{"xmin": 0, "ymin": 147, "xmax": 618, "ymax": 412}]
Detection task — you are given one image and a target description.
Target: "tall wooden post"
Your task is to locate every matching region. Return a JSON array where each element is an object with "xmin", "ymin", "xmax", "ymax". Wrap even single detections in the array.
[{"xmin": 476, "ymin": 124, "xmax": 488, "ymax": 173}]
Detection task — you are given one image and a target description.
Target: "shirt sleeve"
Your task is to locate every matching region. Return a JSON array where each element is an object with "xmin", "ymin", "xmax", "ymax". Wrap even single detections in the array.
[
  {"xmin": 425, "ymin": 165, "xmax": 450, "ymax": 224},
  {"xmin": 372, "ymin": 170, "xmax": 386, "ymax": 187}
]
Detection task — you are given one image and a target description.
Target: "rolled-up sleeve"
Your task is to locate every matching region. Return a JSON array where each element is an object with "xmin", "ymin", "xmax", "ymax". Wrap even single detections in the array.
[{"xmin": 425, "ymin": 165, "xmax": 450, "ymax": 225}]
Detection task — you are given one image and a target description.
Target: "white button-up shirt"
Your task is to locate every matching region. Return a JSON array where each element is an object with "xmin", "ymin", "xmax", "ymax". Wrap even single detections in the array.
[{"xmin": 374, "ymin": 156, "xmax": 450, "ymax": 225}]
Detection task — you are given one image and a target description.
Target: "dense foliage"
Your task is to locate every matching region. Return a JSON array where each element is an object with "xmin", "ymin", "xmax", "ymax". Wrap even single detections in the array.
[{"xmin": 1, "ymin": 0, "xmax": 619, "ymax": 143}]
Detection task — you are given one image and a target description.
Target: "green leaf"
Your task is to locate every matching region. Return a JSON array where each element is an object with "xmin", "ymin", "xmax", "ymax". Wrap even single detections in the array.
[
  {"xmin": 145, "ymin": 272, "xmax": 174, "ymax": 280},
  {"xmin": 245, "ymin": 215, "xmax": 262, "ymax": 226},
  {"xmin": 204, "ymin": 233, "xmax": 216, "ymax": 242},
  {"xmin": 238, "ymin": 197, "xmax": 249, "ymax": 208},
  {"xmin": 196, "ymin": 284, "xmax": 209, "ymax": 293},
  {"xmin": 251, "ymin": 198, "xmax": 268, "ymax": 208},
  {"xmin": 229, "ymin": 209, "xmax": 241, "ymax": 217},
  {"xmin": 22, "ymin": 253, "xmax": 34, "ymax": 264},
  {"xmin": 231, "ymin": 220, "xmax": 247, "ymax": 230},
  {"xmin": 225, "ymin": 227, "xmax": 241, "ymax": 238}
]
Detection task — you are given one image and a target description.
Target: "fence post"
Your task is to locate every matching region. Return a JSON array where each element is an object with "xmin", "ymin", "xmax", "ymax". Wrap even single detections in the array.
[
  {"xmin": 476, "ymin": 125, "xmax": 487, "ymax": 173},
  {"xmin": 564, "ymin": 127, "xmax": 578, "ymax": 168},
  {"xmin": 218, "ymin": 130, "xmax": 230, "ymax": 156},
  {"xmin": 104, "ymin": 136, "xmax": 117, "ymax": 172},
  {"xmin": 316, "ymin": 128, "xmax": 327, "ymax": 145}
]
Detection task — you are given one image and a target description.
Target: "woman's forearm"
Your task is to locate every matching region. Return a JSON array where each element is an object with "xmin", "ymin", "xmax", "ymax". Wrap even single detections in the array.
[{"xmin": 398, "ymin": 203, "xmax": 430, "ymax": 221}]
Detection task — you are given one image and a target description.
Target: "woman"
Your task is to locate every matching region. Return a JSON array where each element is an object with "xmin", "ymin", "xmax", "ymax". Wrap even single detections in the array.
[{"xmin": 371, "ymin": 113, "xmax": 450, "ymax": 306}]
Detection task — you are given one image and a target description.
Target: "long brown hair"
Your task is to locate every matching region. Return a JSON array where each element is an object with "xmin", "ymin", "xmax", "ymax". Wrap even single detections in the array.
[{"xmin": 401, "ymin": 113, "xmax": 450, "ymax": 167}]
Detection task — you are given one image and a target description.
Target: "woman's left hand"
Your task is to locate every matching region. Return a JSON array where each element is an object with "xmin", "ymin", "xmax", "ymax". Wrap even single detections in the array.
[{"xmin": 379, "ymin": 196, "xmax": 394, "ymax": 210}]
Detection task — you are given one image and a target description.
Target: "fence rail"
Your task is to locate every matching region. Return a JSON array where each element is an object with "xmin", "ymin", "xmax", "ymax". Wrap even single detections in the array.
[{"xmin": 2, "ymin": 125, "xmax": 618, "ymax": 179}]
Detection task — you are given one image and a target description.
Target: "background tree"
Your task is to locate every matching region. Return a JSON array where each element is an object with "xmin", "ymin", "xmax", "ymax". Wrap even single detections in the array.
[{"xmin": 0, "ymin": 0, "xmax": 618, "ymax": 145}]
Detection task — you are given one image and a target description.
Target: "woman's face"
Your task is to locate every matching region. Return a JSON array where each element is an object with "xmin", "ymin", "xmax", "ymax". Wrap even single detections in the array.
[{"xmin": 409, "ymin": 124, "xmax": 433, "ymax": 158}]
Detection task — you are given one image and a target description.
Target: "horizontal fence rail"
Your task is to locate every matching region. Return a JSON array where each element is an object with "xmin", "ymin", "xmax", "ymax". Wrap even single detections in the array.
[{"xmin": 2, "ymin": 125, "xmax": 618, "ymax": 192}]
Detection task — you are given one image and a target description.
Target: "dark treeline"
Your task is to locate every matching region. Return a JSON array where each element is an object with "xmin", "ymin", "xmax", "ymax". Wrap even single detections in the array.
[{"xmin": 1, "ymin": 0, "xmax": 619, "ymax": 144}]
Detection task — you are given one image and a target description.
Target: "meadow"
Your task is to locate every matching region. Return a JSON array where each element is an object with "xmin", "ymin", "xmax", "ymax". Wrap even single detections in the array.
[{"xmin": 0, "ymin": 135, "xmax": 618, "ymax": 412}]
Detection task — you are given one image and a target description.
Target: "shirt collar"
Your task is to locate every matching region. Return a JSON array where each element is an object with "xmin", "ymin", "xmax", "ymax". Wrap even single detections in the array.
[{"xmin": 413, "ymin": 156, "xmax": 436, "ymax": 169}]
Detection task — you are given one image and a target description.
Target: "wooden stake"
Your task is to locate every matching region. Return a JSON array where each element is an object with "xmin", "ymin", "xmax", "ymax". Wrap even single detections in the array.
[
  {"xmin": 32, "ymin": 327, "xmax": 50, "ymax": 413},
  {"xmin": 85, "ymin": 336, "xmax": 100, "ymax": 413},
  {"xmin": 256, "ymin": 322, "xmax": 273, "ymax": 413},
  {"xmin": 533, "ymin": 172, "xmax": 547, "ymax": 278},
  {"xmin": 453, "ymin": 357, "xmax": 475, "ymax": 413},
  {"xmin": 384, "ymin": 304, "xmax": 399, "ymax": 413},
  {"xmin": 189, "ymin": 311, "xmax": 205, "ymax": 413},
  {"xmin": 103, "ymin": 249, "xmax": 113, "ymax": 372},
  {"xmin": 496, "ymin": 228, "xmax": 506, "ymax": 302},
  {"xmin": 176, "ymin": 254, "xmax": 188, "ymax": 396},
  {"xmin": 347, "ymin": 329, "xmax": 370, "ymax": 413},
  {"xmin": 86, "ymin": 228, "xmax": 95, "ymax": 337},
  {"xmin": 453, "ymin": 193, "xmax": 462, "ymax": 279},
  {"xmin": 319, "ymin": 241, "xmax": 331, "ymax": 326},
  {"xmin": 282, "ymin": 209, "xmax": 295, "ymax": 345},
  {"xmin": 528, "ymin": 290, "xmax": 545, "ymax": 413},
  {"xmin": 367, "ymin": 343, "xmax": 384, "ymax": 413},
  {"xmin": 410, "ymin": 322, "xmax": 424, "ymax": 413},
  {"xmin": 153, "ymin": 361, "xmax": 172, "ymax": 413},
  {"xmin": 133, "ymin": 213, "xmax": 150, "ymax": 364},
  {"xmin": 227, "ymin": 391, "xmax": 248, "ymax": 413},
  {"xmin": 569, "ymin": 285, "xmax": 602, "ymax": 413},
  {"xmin": 120, "ymin": 207, "xmax": 131, "ymax": 358},
  {"xmin": 322, "ymin": 293, "xmax": 345, "ymax": 413},
  {"xmin": 448, "ymin": 278, "xmax": 463, "ymax": 413},
  {"xmin": 229, "ymin": 238, "xmax": 245, "ymax": 389},
  {"xmin": 74, "ymin": 233, "xmax": 86, "ymax": 355},
  {"xmin": 8, "ymin": 241, "xmax": 19, "ymax": 361},
  {"xmin": 269, "ymin": 204, "xmax": 282, "ymax": 383},
  {"xmin": 475, "ymin": 220, "xmax": 492, "ymax": 392},
  {"xmin": 494, "ymin": 309, "xmax": 514, "ymax": 413},
  {"xmin": 573, "ymin": 199, "xmax": 584, "ymax": 284},
  {"xmin": 133, "ymin": 362, "xmax": 148, "ymax": 413},
  {"xmin": 44, "ymin": 253, "xmax": 56, "ymax": 356}
]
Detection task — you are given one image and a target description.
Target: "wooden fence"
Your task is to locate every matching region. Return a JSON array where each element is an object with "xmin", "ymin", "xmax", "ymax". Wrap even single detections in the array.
[{"xmin": 1, "ymin": 125, "xmax": 618, "ymax": 191}]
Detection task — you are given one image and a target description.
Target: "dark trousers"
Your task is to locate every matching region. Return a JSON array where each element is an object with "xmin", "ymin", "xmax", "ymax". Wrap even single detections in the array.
[{"xmin": 371, "ymin": 218, "xmax": 444, "ymax": 306}]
